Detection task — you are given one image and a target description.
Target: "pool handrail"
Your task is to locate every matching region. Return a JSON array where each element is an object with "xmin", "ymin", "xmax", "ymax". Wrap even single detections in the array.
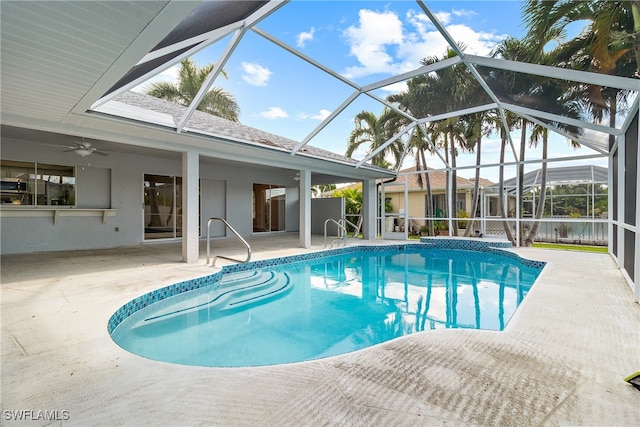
[
  {"xmin": 341, "ymin": 216, "xmax": 360, "ymax": 237},
  {"xmin": 206, "ymin": 217, "xmax": 252, "ymax": 266},
  {"xmin": 324, "ymin": 218, "xmax": 347, "ymax": 248}
]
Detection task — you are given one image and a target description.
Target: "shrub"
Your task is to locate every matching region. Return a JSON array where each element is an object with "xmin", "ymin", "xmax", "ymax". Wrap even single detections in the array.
[{"xmin": 457, "ymin": 209, "xmax": 469, "ymax": 229}]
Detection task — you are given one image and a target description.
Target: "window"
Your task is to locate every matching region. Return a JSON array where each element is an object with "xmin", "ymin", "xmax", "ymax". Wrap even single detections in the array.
[
  {"xmin": 1, "ymin": 160, "xmax": 75, "ymax": 206},
  {"xmin": 456, "ymin": 193, "xmax": 466, "ymax": 213}
]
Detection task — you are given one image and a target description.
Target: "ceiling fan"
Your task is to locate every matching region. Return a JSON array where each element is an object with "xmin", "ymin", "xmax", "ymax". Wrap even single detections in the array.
[{"xmin": 61, "ymin": 139, "xmax": 108, "ymax": 157}]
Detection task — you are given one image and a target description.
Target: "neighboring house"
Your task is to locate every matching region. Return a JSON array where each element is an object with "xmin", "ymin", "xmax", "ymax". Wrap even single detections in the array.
[
  {"xmin": 331, "ymin": 167, "xmax": 496, "ymax": 233},
  {"xmin": 382, "ymin": 167, "xmax": 495, "ymax": 227}
]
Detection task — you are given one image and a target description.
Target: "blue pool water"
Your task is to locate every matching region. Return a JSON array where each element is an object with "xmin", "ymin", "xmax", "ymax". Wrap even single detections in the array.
[{"xmin": 110, "ymin": 245, "xmax": 544, "ymax": 367}]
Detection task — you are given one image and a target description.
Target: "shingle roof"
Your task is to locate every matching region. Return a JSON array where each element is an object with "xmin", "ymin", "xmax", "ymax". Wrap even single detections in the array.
[
  {"xmin": 333, "ymin": 166, "xmax": 495, "ymax": 193},
  {"xmin": 110, "ymin": 91, "xmax": 362, "ymax": 166},
  {"xmin": 384, "ymin": 166, "xmax": 494, "ymax": 192}
]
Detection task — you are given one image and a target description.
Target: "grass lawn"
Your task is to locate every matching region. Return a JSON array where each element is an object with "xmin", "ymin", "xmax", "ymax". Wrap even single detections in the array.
[{"xmin": 532, "ymin": 242, "xmax": 608, "ymax": 253}]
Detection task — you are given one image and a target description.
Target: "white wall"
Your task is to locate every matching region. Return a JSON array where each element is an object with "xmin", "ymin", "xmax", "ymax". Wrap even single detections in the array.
[
  {"xmin": 200, "ymin": 178, "xmax": 226, "ymax": 238},
  {"xmin": 1, "ymin": 138, "xmax": 302, "ymax": 254},
  {"xmin": 311, "ymin": 198, "xmax": 344, "ymax": 235}
]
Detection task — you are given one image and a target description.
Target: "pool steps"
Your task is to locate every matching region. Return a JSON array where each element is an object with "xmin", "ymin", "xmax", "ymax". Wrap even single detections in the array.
[{"xmin": 135, "ymin": 270, "xmax": 291, "ymax": 326}]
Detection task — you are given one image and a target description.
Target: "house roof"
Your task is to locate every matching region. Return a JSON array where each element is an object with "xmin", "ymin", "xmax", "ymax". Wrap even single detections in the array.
[
  {"xmin": 99, "ymin": 91, "xmax": 362, "ymax": 167},
  {"xmin": 469, "ymin": 177, "xmax": 496, "ymax": 188},
  {"xmin": 334, "ymin": 166, "xmax": 495, "ymax": 193},
  {"xmin": 383, "ymin": 167, "xmax": 495, "ymax": 192}
]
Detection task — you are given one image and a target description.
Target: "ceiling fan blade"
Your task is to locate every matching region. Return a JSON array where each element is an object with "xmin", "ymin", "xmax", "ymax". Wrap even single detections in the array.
[
  {"xmin": 93, "ymin": 150, "xmax": 108, "ymax": 156},
  {"xmin": 42, "ymin": 143, "xmax": 75, "ymax": 148}
]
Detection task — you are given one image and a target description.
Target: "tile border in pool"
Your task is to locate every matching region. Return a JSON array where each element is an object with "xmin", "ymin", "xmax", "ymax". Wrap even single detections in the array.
[{"xmin": 107, "ymin": 239, "xmax": 545, "ymax": 334}]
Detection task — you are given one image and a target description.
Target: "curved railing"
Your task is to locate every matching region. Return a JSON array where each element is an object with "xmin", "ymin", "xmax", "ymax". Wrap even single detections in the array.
[
  {"xmin": 206, "ymin": 217, "xmax": 251, "ymax": 266},
  {"xmin": 324, "ymin": 218, "xmax": 347, "ymax": 248}
]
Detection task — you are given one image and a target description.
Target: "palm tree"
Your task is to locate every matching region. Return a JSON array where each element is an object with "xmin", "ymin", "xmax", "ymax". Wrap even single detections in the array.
[
  {"xmin": 414, "ymin": 131, "xmax": 436, "ymax": 235},
  {"xmin": 522, "ymin": 78, "xmax": 583, "ymax": 246},
  {"xmin": 490, "ymin": 36, "xmax": 543, "ymax": 244},
  {"xmin": 145, "ymin": 58, "xmax": 240, "ymax": 122},
  {"xmin": 311, "ymin": 184, "xmax": 336, "ymax": 198},
  {"xmin": 385, "ymin": 46, "xmax": 479, "ymax": 235},
  {"xmin": 345, "ymin": 109, "xmax": 404, "ymax": 169},
  {"xmin": 386, "ymin": 92, "xmax": 436, "ymax": 234},
  {"xmin": 418, "ymin": 48, "xmax": 477, "ymax": 235},
  {"xmin": 523, "ymin": 125, "xmax": 548, "ymax": 246},
  {"xmin": 488, "ymin": 109, "xmax": 518, "ymax": 245},
  {"xmin": 427, "ymin": 117, "xmax": 468, "ymax": 235},
  {"xmin": 523, "ymin": 0, "xmax": 638, "ymax": 75},
  {"xmin": 523, "ymin": 0, "xmax": 638, "ymax": 144},
  {"xmin": 462, "ymin": 111, "xmax": 492, "ymax": 237}
]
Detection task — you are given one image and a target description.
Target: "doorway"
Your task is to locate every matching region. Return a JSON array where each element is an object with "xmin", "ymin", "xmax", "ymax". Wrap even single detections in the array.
[
  {"xmin": 253, "ymin": 183, "xmax": 285, "ymax": 232},
  {"xmin": 144, "ymin": 174, "xmax": 182, "ymax": 240}
]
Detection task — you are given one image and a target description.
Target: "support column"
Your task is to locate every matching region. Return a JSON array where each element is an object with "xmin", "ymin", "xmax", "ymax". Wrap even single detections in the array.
[
  {"xmin": 361, "ymin": 179, "xmax": 377, "ymax": 240},
  {"xmin": 617, "ymin": 134, "xmax": 625, "ymax": 270},
  {"xmin": 608, "ymin": 145, "xmax": 615, "ymax": 255},
  {"xmin": 182, "ymin": 150, "xmax": 199, "ymax": 263},
  {"xmin": 635, "ymin": 115, "xmax": 640, "ymax": 301},
  {"xmin": 299, "ymin": 169, "xmax": 311, "ymax": 248}
]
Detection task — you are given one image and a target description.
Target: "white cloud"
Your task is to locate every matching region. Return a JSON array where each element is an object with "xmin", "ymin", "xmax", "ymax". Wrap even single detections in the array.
[
  {"xmin": 378, "ymin": 81, "xmax": 408, "ymax": 95},
  {"xmin": 342, "ymin": 8, "xmax": 508, "ymax": 80},
  {"xmin": 297, "ymin": 27, "xmax": 315, "ymax": 48},
  {"xmin": 241, "ymin": 62, "xmax": 272, "ymax": 86},
  {"xmin": 343, "ymin": 9, "xmax": 405, "ymax": 78},
  {"xmin": 298, "ymin": 109, "xmax": 331, "ymax": 121},
  {"xmin": 452, "ymin": 9, "xmax": 478, "ymax": 19},
  {"xmin": 444, "ymin": 24, "xmax": 507, "ymax": 56},
  {"xmin": 260, "ymin": 107, "xmax": 288, "ymax": 119},
  {"xmin": 433, "ymin": 11, "xmax": 451, "ymax": 25}
]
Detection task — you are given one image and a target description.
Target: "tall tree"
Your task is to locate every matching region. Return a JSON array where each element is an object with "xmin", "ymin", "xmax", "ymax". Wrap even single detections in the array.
[
  {"xmin": 523, "ymin": 0, "xmax": 638, "ymax": 141},
  {"xmin": 146, "ymin": 58, "xmax": 240, "ymax": 122},
  {"xmin": 345, "ymin": 109, "xmax": 404, "ymax": 169},
  {"xmin": 387, "ymin": 46, "xmax": 481, "ymax": 235},
  {"xmin": 387, "ymin": 92, "xmax": 436, "ymax": 235},
  {"xmin": 462, "ymin": 111, "xmax": 492, "ymax": 237},
  {"xmin": 311, "ymin": 184, "xmax": 336, "ymax": 198},
  {"xmin": 522, "ymin": 79, "xmax": 583, "ymax": 245},
  {"xmin": 489, "ymin": 109, "xmax": 518, "ymax": 245},
  {"xmin": 418, "ymin": 48, "xmax": 477, "ymax": 235},
  {"xmin": 490, "ymin": 36, "xmax": 542, "ymax": 244}
]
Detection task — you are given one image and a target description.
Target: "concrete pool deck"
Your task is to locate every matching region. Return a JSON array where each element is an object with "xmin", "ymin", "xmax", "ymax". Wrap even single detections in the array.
[{"xmin": 2, "ymin": 234, "xmax": 638, "ymax": 426}]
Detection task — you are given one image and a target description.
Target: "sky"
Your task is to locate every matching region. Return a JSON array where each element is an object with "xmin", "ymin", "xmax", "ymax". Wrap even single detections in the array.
[{"xmin": 136, "ymin": 0, "xmax": 616, "ymax": 183}]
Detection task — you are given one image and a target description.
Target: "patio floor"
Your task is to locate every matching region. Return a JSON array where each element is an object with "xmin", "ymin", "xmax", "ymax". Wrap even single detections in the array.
[{"xmin": 1, "ymin": 233, "xmax": 639, "ymax": 426}]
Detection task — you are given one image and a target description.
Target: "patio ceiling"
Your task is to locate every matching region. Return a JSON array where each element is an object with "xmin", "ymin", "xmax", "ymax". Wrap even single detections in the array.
[{"xmin": 1, "ymin": 0, "xmax": 638, "ymax": 175}]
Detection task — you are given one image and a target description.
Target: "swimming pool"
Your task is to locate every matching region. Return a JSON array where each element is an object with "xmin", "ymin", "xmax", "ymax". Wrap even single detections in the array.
[{"xmin": 109, "ymin": 242, "xmax": 545, "ymax": 367}]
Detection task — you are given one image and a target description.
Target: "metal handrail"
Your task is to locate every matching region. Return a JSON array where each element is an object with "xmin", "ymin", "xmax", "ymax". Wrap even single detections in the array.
[
  {"xmin": 206, "ymin": 217, "xmax": 251, "ymax": 266},
  {"xmin": 341, "ymin": 216, "xmax": 360, "ymax": 237},
  {"xmin": 324, "ymin": 218, "xmax": 347, "ymax": 248}
]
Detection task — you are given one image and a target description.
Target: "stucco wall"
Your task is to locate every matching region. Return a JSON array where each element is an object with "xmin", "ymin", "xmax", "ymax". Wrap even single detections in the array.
[{"xmin": 1, "ymin": 138, "xmax": 300, "ymax": 254}]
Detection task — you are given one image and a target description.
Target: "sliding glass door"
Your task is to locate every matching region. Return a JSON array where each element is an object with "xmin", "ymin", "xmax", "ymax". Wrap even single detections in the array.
[{"xmin": 144, "ymin": 174, "xmax": 182, "ymax": 240}]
